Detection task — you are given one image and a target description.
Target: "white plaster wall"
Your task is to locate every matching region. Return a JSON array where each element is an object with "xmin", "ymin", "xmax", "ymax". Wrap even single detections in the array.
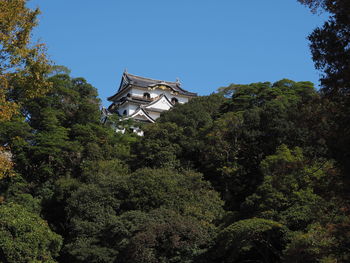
[
  {"xmin": 130, "ymin": 88, "xmax": 145, "ymax": 97},
  {"xmin": 157, "ymin": 101, "xmax": 172, "ymax": 110},
  {"xmin": 117, "ymin": 105, "xmax": 127, "ymax": 116},
  {"xmin": 146, "ymin": 97, "xmax": 172, "ymax": 111},
  {"xmin": 148, "ymin": 111, "xmax": 161, "ymax": 120},
  {"xmin": 130, "ymin": 88, "xmax": 189, "ymax": 104},
  {"xmin": 118, "ymin": 103, "xmax": 138, "ymax": 116},
  {"xmin": 127, "ymin": 104, "xmax": 138, "ymax": 115},
  {"xmin": 149, "ymin": 89, "xmax": 189, "ymax": 104}
]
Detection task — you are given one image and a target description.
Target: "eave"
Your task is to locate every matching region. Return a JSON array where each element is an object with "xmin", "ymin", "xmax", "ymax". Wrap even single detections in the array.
[{"xmin": 126, "ymin": 107, "xmax": 155, "ymax": 123}]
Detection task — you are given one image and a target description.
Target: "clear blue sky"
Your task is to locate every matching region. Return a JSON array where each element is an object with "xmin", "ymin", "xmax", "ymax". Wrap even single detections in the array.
[{"xmin": 28, "ymin": 0, "xmax": 327, "ymax": 107}]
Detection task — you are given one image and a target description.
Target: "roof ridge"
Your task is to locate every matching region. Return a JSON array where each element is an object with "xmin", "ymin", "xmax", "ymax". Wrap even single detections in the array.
[{"xmin": 125, "ymin": 72, "xmax": 178, "ymax": 85}]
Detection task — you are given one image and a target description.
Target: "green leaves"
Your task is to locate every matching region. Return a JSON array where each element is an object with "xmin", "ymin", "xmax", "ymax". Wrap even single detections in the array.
[
  {"xmin": 242, "ymin": 145, "xmax": 334, "ymax": 231},
  {"xmin": 283, "ymin": 223, "xmax": 337, "ymax": 263},
  {"xmin": 61, "ymin": 167, "xmax": 224, "ymax": 262},
  {"xmin": 124, "ymin": 209, "xmax": 211, "ymax": 263},
  {"xmin": 134, "ymin": 122, "xmax": 183, "ymax": 169},
  {"xmin": 211, "ymin": 218, "xmax": 287, "ymax": 263},
  {"xmin": 125, "ymin": 169, "xmax": 224, "ymax": 222},
  {"xmin": 0, "ymin": 202, "xmax": 62, "ymax": 263}
]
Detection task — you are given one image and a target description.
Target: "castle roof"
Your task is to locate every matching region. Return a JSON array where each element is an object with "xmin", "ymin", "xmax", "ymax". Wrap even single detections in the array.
[{"xmin": 107, "ymin": 72, "xmax": 197, "ymax": 101}]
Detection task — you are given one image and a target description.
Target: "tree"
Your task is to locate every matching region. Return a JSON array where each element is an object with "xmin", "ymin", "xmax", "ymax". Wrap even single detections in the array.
[
  {"xmin": 0, "ymin": 147, "xmax": 14, "ymax": 179},
  {"xmin": 2, "ymin": 71, "xmax": 132, "ymax": 192},
  {"xmin": 298, "ymin": 0, "xmax": 350, "ymax": 175},
  {"xmin": 0, "ymin": 0, "xmax": 51, "ymax": 121},
  {"xmin": 123, "ymin": 209, "xmax": 211, "ymax": 263},
  {"xmin": 0, "ymin": 0, "xmax": 51, "ymax": 179},
  {"xmin": 199, "ymin": 80, "xmax": 321, "ymax": 210},
  {"xmin": 242, "ymin": 145, "xmax": 336, "ymax": 230},
  {"xmin": 209, "ymin": 218, "xmax": 287, "ymax": 263},
  {"xmin": 124, "ymin": 168, "xmax": 224, "ymax": 222},
  {"xmin": 134, "ymin": 94, "xmax": 226, "ymax": 170},
  {"xmin": 297, "ymin": 0, "xmax": 326, "ymax": 12},
  {"xmin": 0, "ymin": 202, "xmax": 62, "ymax": 263},
  {"xmin": 283, "ymin": 223, "xmax": 337, "ymax": 263},
  {"xmin": 133, "ymin": 122, "xmax": 183, "ymax": 169},
  {"xmin": 62, "ymin": 167, "xmax": 224, "ymax": 262},
  {"xmin": 298, "ymin": 0, "xmax": 350, "ymax": 97},
  {"xmin": 296, "ymin": 3, "xmax": 350, "ymax": 259}
]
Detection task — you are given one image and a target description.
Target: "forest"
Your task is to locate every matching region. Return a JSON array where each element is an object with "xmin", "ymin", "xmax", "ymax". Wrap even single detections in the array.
[{"xmin": 0, "ymin": 0, "xmax": 350, "ymax": 262}]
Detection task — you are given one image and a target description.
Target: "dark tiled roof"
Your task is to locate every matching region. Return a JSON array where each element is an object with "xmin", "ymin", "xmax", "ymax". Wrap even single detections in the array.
[
  {"xmin": 108, "ymin": 72, "xmax": 197, "ymax": 101},
  {"xmin": 121, "ymin": 96, "xmax": 151, "ymax": 105}
]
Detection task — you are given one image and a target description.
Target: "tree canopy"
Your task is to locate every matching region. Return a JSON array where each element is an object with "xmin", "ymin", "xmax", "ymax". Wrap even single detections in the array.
[{"xmin": 0, "ymin": 1, "xmax": 350, "ymax": 262}]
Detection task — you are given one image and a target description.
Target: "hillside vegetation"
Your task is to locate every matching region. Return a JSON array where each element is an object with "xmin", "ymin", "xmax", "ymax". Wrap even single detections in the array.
[{"xmin": 1, "ymin": 0, "xmax": 350, "ymax": 262}]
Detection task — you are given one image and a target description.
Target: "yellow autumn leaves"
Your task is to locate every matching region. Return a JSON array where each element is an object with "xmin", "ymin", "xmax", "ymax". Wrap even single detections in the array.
[
  {"xmin": 0, "ymin": 146, "xmax": 14, "ymax": 180},
  {"xmin": 0, "ymin": 0, "xmax": 51, "ymax": 179}
]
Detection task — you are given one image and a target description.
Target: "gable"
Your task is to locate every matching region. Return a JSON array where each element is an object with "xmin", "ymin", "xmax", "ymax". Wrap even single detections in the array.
[
  {"xmin": 128, "ymin": 107, "xmax": 155, "ymax": 123},
  {"xmin": 144, "ymin": 95, "xmax": 174, "ymax": 111}
]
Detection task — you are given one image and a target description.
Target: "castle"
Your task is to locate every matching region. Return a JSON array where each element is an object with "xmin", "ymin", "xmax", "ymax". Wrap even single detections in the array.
[{"xmin": 104, "ymin": 71, "xmax": 197, "ymax": 124}]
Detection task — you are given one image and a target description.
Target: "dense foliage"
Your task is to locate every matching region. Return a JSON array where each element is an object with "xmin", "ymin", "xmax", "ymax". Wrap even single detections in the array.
[
  {"xmin": 0, "ymin": 0, "xmax": 51, "ymax": 179},
  {"xmin": 299, "ymin": 0, "xmax": 350, "ymax": 183},
  {"xmin": 1, "ymin": 0, "xmax": 350, "ymax": 262},
  {"xmin": 0, "ymin": 203, "xmax": 62, "ymax": 263}
]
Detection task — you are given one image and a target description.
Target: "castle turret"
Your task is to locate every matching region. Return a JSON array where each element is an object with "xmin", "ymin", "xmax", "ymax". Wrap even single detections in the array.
[{"xmin": 107, "ymin": 72, "xmax": 197, "ymax": 123}]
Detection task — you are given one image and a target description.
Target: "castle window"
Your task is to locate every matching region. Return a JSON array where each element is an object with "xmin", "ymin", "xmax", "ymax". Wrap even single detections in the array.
[
  {"xmin": 171, "ymin": 97, "xmax": 178, "ymax": 104},
  {"xmin": 143, "ymin": 92, "xmax": 150, "ymax": 99},
  {"xmin": 123, "ymin": 110, "xmax": 127, "ymax": 115}
]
